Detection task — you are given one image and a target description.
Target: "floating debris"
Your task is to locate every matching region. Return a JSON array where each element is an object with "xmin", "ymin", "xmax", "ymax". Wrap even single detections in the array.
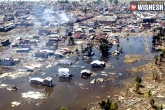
[
  {"xmin": 21, "ymin": 91, "xmax": 46, "ymax": 99},
  {"xmin": 96, "ymin": 78, "xmax": 104, "ymax": 83},
  {"xmin": 90, "ymin": 79, "xmax": 96, "ymax": 84},
  {"xmin": 11, "ymin": 101, "xmax": 20, "ymax": 107}
]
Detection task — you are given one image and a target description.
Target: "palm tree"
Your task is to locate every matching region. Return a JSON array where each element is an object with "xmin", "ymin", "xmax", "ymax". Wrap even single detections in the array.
[
  {"xmin": 60, "ymin": 107, "xmax": 68, "ymax": 110},
  {"xmin": 150, "ymin": 99, "xmax": 155, "ymax": 107}
]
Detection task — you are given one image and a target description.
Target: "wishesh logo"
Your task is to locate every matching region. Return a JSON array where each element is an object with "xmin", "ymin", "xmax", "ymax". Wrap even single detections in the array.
[
  {"xmin": 131, "ymin": 4, "xmax": 137, "ymax": 10},
  {"xmin": 130, "ymin": 1, "xmax": 164, "ymax": 11}
]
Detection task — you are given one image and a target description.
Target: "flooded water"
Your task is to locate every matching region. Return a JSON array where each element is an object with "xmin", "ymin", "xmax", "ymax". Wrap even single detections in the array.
[{"xmin": 0, "ymin": 36, "xmax": 155, "ymax": 110}]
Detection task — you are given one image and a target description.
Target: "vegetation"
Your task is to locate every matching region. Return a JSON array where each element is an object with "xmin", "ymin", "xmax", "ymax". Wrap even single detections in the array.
[
  {"xmin": 85, "ymin": 43, "xmax": 94, "ymax": 56},
  {"xmin": 68, "ymin": 36, "xmax": 75, "ymax": 45},
  {"xmin": 99, "ymin": 38, "xmax": 111, "ymax": 56},
  {"xmin": 144, "ymin": 90, "xmax": 152, "ymax": 98},
  {"xmin": 60, "ymin": 107, "xmax": 68, "ymax": 110},
  {"xmin": 150, "ymin": 99, "xmax": 155, "ymax": 107},
  {"xmin": 75, "ymin": 48, "xmax": 79, "ymax": 56},
  {"xmin": 134, "ymin": 76, "xmax": 142, "ymax": 93},
  {"xmin": 98, "ymin": 99, "xmax": 118, "ymax": 110},
  {"xmin": 135, "ymin": 76, "xmax": 142, "ymax": 84},
  {"xmin": 158, "ymin": 105, "xmax": 163, "ymax": 110}
]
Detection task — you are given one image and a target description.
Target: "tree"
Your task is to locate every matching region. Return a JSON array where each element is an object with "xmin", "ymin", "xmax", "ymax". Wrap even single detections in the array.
[
  {"xmin": 144, "ymin": 90, "xmax": 152, "ymax": 98},
  {"xmin": 158, "ymin": 105, "xmax": 163, "ymax": 110},
  {"xmin": 99, "ymin": 38, "xmax": 110, "ymax": 56},
  {"xmin": 68, "ymin": 36, "xmax": 75, "ymax": 45},
  {"xmin": 99, "ymin": 99, "xmax": 118, "ymax": 110},
  {"xmin": 86, "ymin": 43, "xmax": 93, "ymax": 56},
  {"xmin": 75, "ymin": 48, "xmax": 79, "ymax": 56},
  {"xmin": 99, "ymin": 99, "xmax": 111, "ymax": 110},
  {"xmin": 134, "ymin": 82, "xmax": 140, "ymax": 93},
  {"xmin": 84, "ymin": 7, "xmax": 87, "ymax": 15},
  {"xmin": 150, "ymin": 99, "xmax": 155, "ymax": 107},
  {"xmin": 60, "ymin": 107, "xmax": 68, "ymax": 110},
  {"xmin": 110, "ymin": 102, "xmax": 118, "ymax": 110},
  {"xmin": 135, "ymin": 76, "xmax": 142, "ymax": 84}
]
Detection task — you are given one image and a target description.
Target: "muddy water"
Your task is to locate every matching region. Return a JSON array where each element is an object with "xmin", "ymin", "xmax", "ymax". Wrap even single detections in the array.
[{"xmin": 0, "ymin": 36, "xmax": 155, "ymax": 110}]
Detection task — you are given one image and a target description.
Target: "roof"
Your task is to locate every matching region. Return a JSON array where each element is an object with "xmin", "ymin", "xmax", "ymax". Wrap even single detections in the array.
[
  {"xmin": 74, "ymin": 31, "xmax": 82, "ymax": 38},
  {"xmin": 80, "ymin": 69, "xmax": 91, "ymax": 74},
  {"xmin": 44, "ymin": 77, "xmax": 52, "ymax": 81},
  {"xmin": 58, "ymin": 68, "xmax": 70, "ymax": 73},
  {"xmin": 91, "ymin": 60, "xmax": 105, "ymax": 65},
  {"xmin": 97, "ymin": 15, "xmax": 117, "ymax": 22},
  {"xmin": 29, "ymin": 77, "xmax": 44, "ymax": 82}
]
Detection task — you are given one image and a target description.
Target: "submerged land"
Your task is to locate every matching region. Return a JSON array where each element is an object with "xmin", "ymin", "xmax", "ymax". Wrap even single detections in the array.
[{"xmin": 0, "ymin": 0, "xmax": 165, "ymax": 110}]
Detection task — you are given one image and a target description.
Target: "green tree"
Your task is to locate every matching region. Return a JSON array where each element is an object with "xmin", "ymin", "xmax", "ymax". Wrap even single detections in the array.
[
  {"xmin": 158, "ymin": 105, "xmax": 163, "ymax": 110},
  {"xmin": 150, "ymin": 99, "xmax": 155, "ymax": 107},
  {"xmin": 134, "ymin": 82, "xmax": 140, "ymax": 93},
  {"xmin": 99, "ymin": 38, "xmax": 110, "ymax": 56},
  {"xmin": 99, "ymin": 99, "xmax": 111, "ymax": 110},
  {"xmin": 144, "ymin": 90, "xmax": 152, "ymax": 98},
  {"xmin": 75, "ymin": 48, "xmax": 79, "ymax": 56},
  {"xmin": 98, "ymin": 99, "xmax": 118, "ymax": 110},
  {"xmin": 68, "ymin": 36, "xmax": 75, "ymax": 45},
  {"xmin": 60, "ymin": 107, "xmax": 68, "ymax": 110},
  {"xmin": 135, "ymin": 76, "xmax": 142, "ymax": 84},
  {"xmin": 110, "ymin": 102, "xmax": 118, "ymax": 110}
]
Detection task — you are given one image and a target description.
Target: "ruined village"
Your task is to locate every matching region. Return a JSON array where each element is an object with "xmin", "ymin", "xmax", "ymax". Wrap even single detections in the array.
[{"xmin": 0, "ymin": 0, "xmax": 165, "ymax": 110}]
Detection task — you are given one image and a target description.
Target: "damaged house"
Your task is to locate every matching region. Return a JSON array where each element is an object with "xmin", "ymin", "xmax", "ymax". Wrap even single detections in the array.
[
  {"xmin": 1, "ymin": 39, "xmax": 10, "ymax": 46},
  {"xmin": 0, "ymin": 57, "xmax": 14, "ymax": 66},
  {"xmin": 29, "ymin": 77, "xmax": 53, "ymax": 87}
]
